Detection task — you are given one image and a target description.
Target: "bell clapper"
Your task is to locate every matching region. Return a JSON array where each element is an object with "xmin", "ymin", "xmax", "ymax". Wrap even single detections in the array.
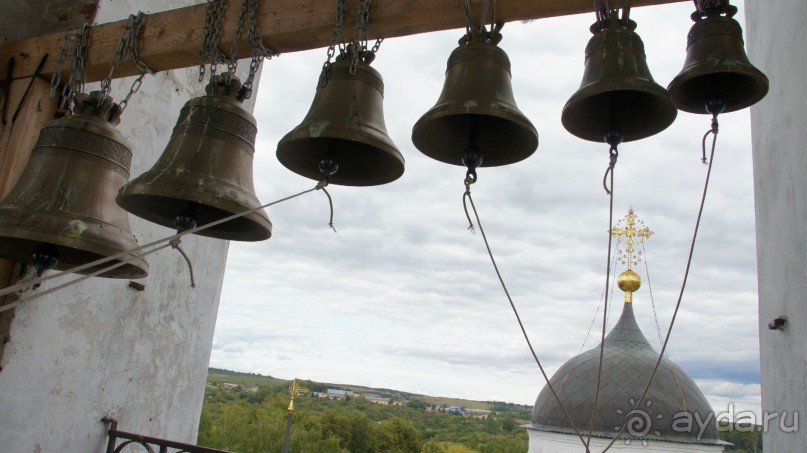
[
  {"xmin": 32, "ymin": 244, "xmax": 59, "ymax": 279},
  {"xmin": 700, "ymin": 100, "xmax": 725, "ymax": 165},
  {"xmin": 316, "ymin": 156, "xmax": 338, "ymax": 232},
  {"xmin": 463, "ymin": 149, "xmax": 483, "ymax": 186},
  {"xmin": 462, "ymin": 145, "xmax": 483, "ymax": 233},
  {"xmin": 174, "ymin": 203, "xmax": 199, "ymax": 234},
  {"xmin": 602, "ymin": 129, "xmax": 622, "ymax": 196},
  {"xmin": 318, "ymin": 155, "xmax": 340, "ymax": 185},
  {"xmin": 462, "ymin": 115, "xmax": 484, "ymax": 184},
  {"xmin": 170, "ymin": 205, "xmax": 198, "ymax": 288}
]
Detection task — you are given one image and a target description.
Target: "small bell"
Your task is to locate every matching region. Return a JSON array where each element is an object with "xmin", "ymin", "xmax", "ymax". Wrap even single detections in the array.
[
  {"xmin": 117, "ymin": 74, "xmax": 272, "ymax": 241},
  {"xmin": 668, "ymin": 2, "xmax": 769, "ymax": 114},
  {"xmin": 276, "ymin": 52, "xmax": 404, "ymax": 186},
  {"xmin": 0, "ymin": 92, "xmax": 148, "ymax": 278},
  {"xmin": 562, "ymin": 10, "xmax": 677, "ymax": 143},
  {"xmin": 412, "ymin": 28, "xmax": 538, "ymax": 167}
]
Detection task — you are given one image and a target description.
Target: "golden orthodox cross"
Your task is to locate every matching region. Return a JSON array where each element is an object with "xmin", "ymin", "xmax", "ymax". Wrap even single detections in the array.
[{"xmin": 610, "ymin": 209, "xmax": 653, "ymax": 270}]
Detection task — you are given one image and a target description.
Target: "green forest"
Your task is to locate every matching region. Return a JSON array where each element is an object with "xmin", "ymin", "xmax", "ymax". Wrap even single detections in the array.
[{"xmin": 197, "ymin": 368, "xmax": 762, "ymax": 452}]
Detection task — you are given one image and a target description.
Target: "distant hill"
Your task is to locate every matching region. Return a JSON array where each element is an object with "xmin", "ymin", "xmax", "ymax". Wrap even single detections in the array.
[{"xmin": 207, "ymin": 368, "xmax": 532, "ymax": 413}]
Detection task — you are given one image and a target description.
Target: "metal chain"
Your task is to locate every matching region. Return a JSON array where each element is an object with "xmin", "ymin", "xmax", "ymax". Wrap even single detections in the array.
[
  {"xmin": 129, "ymin": 13, "xmax": 155, "ymax": 75},
  {"xmin": 99, "ymin": 16, "xmax": 132, "ymax": 99},
  {"xmin": 239, "ymin": 0, "xmax": 279, "ymax": 100},
  {"xmin": 199, "ymin": 0, "xmax": 228, "ymax": 82},
  {"xmin": 52, "ymin": 24, "xmax": 90, "ymax": 114},
  {"xmin": 349, "ymin": 0, "xmax": 382, "ymax": 75},
  {"xmin": 118, "ymin": 12, "xmax": 155, "ymax": 113},
  {"xmin": 226, "ymin": 0, "xmax": 251, "ymax": 83},
  {"xmin": 95, "ymin": 12, "xmax": 154, "ymax": 113},
  {"xmin": 320, "ymin": 0, "xmax": 347, "ymax": 86},
  {"xmin": 459, "ymin": 0, "xmax": 495, "ymax": 42},
  {"xmin": 50, "ymin": 33, "xmax": 72, "ymax": 100}
]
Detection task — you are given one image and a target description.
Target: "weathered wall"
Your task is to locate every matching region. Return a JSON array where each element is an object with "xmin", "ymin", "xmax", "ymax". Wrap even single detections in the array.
[
  {"xmin": 0, "ymin": 0, "xmax": 258, "ymax": 450},
  {"xmin": 1, "ymin": 0, "xmax": 99, "ymax": 43},
  {"xmin": 745, "ymin": 1, "xmax": 807, "ymax": 451}
]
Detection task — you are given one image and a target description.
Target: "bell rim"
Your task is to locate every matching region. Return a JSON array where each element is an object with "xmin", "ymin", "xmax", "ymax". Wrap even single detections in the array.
[
  {"xmin": 276, "ymin": 131, "xmax": 405, "ymax": 187},
  {"xmin": 116, "ymin": 187, "xmax": 273, "ymax": 242},
  {"xmin": 0, "ymin": 221, "xmax": 149, "ymax": 279},
  {"xmin": 667, "ymin": 63, "xmax": 770, "ymax": 114},
  {"xmin": 561, "ymin": 81, "xmax": 678, "ymax": 143},
  {"xmin": 412, "ymin": 109, "xmax": 539, "ymax": 167}
]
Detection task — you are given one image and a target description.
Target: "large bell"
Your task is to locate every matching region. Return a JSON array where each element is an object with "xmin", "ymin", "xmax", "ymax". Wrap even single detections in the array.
[
  {"xmin": 412, "ymin": 31, "xmax": 538, "ymax": 167},
  {"xmin": 276, "ymin": 53, "xmax": 404, "ymax": 186},
  {"xmin": 562, "ymin": 11, "xmax": 678, "ymax": 143},
  {"xmin": 0, "ymin": 92, "xmax": 148, "ymax": 278},
  {"xmin": 117, "ymin": 75, "xmax": 272, "ymax": 241},
  {"xmin": 668, "ymin": 4, "xmax": 769, "ymax": 114}
]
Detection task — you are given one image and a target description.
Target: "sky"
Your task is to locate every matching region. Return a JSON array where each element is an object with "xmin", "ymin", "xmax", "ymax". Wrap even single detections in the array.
[{"xmin": 208, "ymin": 1, "xmax": 762, "ymax": 418}]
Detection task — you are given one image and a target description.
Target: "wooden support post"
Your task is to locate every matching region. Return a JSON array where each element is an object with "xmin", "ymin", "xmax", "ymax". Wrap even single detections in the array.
[
  {"xmin": 0, "ymin": 0, "xmax": 686, "ymax": 84},
  {"xmin": 0, "ymin": 76, "xmax": 58, "ymax": 364},
  {"xmin": 0, "ymin": 76, "xmax": 58, "ymax": 285}
]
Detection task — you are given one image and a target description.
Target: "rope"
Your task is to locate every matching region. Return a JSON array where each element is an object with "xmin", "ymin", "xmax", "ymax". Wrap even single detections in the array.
[
  {"xmin": 462, "ymin": 179, "xmax": 589, "ymax": 449},
  {"xmin": 558, "ymin": 239, "xmax": 622, "ymax": 395},
  {"xmin": 0, "ymin": 185, "xmax": 323, "ymax": 299},
  {"xmin": 586, "ymin": 150, "xmax": 618, "ymax": 448},
  {"xmin": 320, "ymin": 184, "xmax": 337, "ymax": 232},
  {"xmin": 642, "ymin": 242, "xmax": 666, "ymax": 349},
  {"xmin": 169, "ymin": 238, "xmax": 196, "ymax": 288},
  {"xmin": 0, "ymin": 244, "xmax": 171, "ymax": 313},
  {"xmin": 602, "ymin": 121, "xmax": 719, "ymax": 452}
]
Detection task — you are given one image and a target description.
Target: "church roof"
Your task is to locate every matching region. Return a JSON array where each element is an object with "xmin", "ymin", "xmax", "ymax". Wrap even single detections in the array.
[{"xmin": 529, "ymin": 301, "xmax": 723, "ymax": 445}]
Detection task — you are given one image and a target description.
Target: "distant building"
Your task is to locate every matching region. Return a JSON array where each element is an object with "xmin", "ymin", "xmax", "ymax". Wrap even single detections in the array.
[
  {"xmin": 464, "ymin": 408, "xmax": 491, "ymax": 418},
  {"xmin": 325, "ymin": 389, "xmax": 353, "ymax": 400},
  {"xmin": 363, "ymin": 394, "xmax": 391, "ymax": 405}
]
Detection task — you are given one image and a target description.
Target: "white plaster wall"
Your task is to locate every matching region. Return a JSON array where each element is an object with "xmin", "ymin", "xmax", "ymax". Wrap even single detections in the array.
[
  {"xmin": 745, "ymin": 1, "xmax": 807, "ymax": 451},
  {"xmin": 0, "ymin": 0, "xmax": 260, "ymax": 450},
  {"xmin": 526, "ymin": 430, "xmax": 724, "ymax": 453}
]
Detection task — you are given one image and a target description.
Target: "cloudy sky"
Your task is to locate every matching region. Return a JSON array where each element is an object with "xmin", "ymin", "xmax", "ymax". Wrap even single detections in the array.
[{"xmin": 209, "ymin": 1, "xmax": 762, "ymax": 417}]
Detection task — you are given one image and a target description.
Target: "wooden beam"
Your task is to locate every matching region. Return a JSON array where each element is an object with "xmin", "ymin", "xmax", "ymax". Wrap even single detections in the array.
[
  {"xmin": 1, "ymin": 0, "xmax": 686, "ymax": 83},
  {"xmin": 0, "ymin": 78, "xmax": 58, "ymax": 314}
]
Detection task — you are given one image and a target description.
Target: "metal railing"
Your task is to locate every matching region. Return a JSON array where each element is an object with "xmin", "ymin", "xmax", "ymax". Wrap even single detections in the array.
[{"xmin": 102, "ymin": 418, "xmax": 233, "ymax": 453}]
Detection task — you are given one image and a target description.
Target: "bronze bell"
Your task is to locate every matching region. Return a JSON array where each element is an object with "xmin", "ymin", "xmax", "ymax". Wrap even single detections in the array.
[
  {"xmin": 668, "ymin": 3, "xmax": 769, "ymax": 114},
  {"xmin": 276, "ymin": 53, "xmax": 404, "ymax": 186},
  {"xmin": 0, "ymin": 92, "xmax": 148, "ymax": 278},
  {"xmin": 117, "ymin": 74, "xmax": 272, "ymax": 241},
  {"xmin": 412, "ymin": 30, "xmax": 538, "ymax": 167},
  {"xmin": 562, "ymin": 10, "xmax": 678, "ymax": 143}
]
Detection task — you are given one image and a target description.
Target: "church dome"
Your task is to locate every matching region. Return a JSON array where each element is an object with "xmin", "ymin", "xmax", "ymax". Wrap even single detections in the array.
[{"xmin": 530, "ymin": 301, "xmax": 722, "ymax": 445}]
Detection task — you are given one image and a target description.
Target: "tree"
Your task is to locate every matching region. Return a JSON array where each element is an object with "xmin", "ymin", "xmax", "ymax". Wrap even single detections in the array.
[
  {"xmin": 321, "ymin": 410, "xmax": 354, "ymax": 448},
  {"xmin": 421, "ymin": 440, "xmax": 447, "ymax": 453},
  {"xmin": 408, "ymin": 399, "xmax": 428, "ymax": 410},
  {"xmin": 379, "ymin": 417, "xmax": 423, "ymax": 453}
]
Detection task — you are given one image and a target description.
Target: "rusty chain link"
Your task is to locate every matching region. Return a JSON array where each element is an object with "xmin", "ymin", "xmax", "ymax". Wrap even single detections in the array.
[
  {"xmin": 320, "ymin": 0, "xmax": 347, "ymax": 86},
  {"xmin": 239, "ymin": 0, "xmax": 279, "ymax": 100},
  {"xmin": 98, "ymin": 12, "xmax": 154, "ymax": 114},
  {"xmin": 50, "ymin": 23, "xmax": 90, "ymax": 114},
  {"xmin": 199, "ymin": 0, "xmax": 228, "ymax": 81},
  {"xmin": 349, "ymin": 0, "xmax": 382, "ymax": 75}
]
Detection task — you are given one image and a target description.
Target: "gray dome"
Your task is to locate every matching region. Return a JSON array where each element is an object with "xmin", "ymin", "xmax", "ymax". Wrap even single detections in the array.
[{"xmin": 530, "ymin": 302, "xmax": 722, "ymax": 445}]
